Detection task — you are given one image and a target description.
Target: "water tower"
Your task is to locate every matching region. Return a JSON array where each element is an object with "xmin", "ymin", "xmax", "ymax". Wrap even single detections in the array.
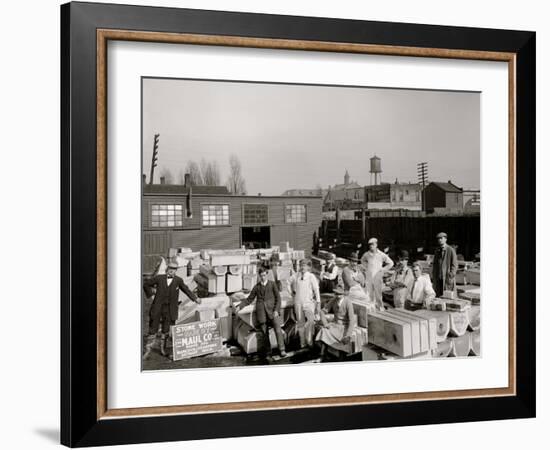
[{"xmin": 370, "ymin": 155, "xmax": 382, "ymax": 185}]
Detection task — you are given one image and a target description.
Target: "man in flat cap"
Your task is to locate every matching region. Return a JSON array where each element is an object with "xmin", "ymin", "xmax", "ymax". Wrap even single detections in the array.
[
  {"xmin": 143, "ymin": 260, "xmax": 201, "ymax": 359},
  {"xmin": 342, "ymin": 251, "xmax": 366, "ymax": 292},
  {"xmin": 432, "ymin": 232, "xmax": 458, "ymax": 297},
  {"xmin": 360, "ymin": 237, "xmax": 394, "ymax": 310},
  {"xmin": 390, "ymin": 250, "xmax": 414, "ymax": 308}
]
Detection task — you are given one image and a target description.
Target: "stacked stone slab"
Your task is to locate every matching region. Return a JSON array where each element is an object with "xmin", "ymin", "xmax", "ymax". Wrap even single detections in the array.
[{"xmin": 364, "ymin": 291, "xmax": 481, "ymax": 360}]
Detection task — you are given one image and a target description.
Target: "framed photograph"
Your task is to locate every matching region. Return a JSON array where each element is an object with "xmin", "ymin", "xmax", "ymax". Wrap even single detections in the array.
[{"xmin": 61, "ymin": 1, "xmax": 536, "ymax": 447}]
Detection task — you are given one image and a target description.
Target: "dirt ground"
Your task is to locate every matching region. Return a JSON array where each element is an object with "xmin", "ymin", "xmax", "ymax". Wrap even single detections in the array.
[{"xmin": 141, "ymin": 294, "xmax": 329, "ymax": 371}]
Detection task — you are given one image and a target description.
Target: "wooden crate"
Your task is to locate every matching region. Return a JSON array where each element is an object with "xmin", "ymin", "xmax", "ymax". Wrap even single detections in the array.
[
  {"xmin": 367, "ymin": 311, "xmax": 413, "ymax": 357},
  {"xmin": 412, "ymin": 310, "xmax": 450, "ymax": 343},
  {"xmin": 391, "ymin": 309, "xmax": 437, "ymax": 351},
  {"xmin": 390, "ymin": 309, "xmax": 430, "ymax": 352},
  {"xmin": 383, "ymin": 310, "xmax": 422, "ymax": 355}
]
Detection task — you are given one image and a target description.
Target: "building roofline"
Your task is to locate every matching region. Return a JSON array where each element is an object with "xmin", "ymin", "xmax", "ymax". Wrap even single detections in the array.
[{"xmin": 143, "ymin": 193, "xmax": 323, "ymax": 199}]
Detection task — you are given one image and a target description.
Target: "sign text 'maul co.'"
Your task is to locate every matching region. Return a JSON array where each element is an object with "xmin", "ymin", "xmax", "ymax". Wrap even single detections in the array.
[{"xmin": 171, "ymin": 319, "xmax": 222, "ymax": 361}]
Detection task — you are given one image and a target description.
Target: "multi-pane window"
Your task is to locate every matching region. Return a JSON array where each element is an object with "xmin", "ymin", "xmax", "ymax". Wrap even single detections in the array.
[
  {"xmin": 285, "ymin": 204, "xmax": 307, "ymax": 223},
  {"xmin": 151, "ymin": 204, "xmax": 183, "ymax": 227},
  {"xmin": 243, "ymin": 204, "xmax": 268, "ymax": 224},
  {"xmin": 202, "ymin": 204, "xmax": 230, "ymax": 226}
]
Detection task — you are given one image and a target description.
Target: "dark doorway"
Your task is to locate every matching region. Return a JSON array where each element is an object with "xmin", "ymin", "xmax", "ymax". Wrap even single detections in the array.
[{"xmin": 241, "ymin": 226, "xmax": 271, "ymax": 249}]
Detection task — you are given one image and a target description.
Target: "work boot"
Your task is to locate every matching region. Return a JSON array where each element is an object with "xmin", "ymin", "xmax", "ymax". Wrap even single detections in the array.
[{"xmin": 143, "ymin": 334, "xmax": 157, "ymax": 360}]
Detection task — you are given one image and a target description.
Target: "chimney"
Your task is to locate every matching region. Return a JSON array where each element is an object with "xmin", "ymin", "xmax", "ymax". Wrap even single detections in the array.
[
  {"xmin": 160, "ymin": 176, "xmax": 165, "ymax": 185},
  {"xmin": 184, "ymin": 173, "xmax": 191, "ymax": 188}
]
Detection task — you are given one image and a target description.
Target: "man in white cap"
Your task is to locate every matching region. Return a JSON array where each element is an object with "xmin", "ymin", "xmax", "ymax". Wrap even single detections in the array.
[
  {"xmin": 360, "ymin": 237, "xmax": 394, "ymax": 309},
  {"xmin": 143, "ymin": 260, "xmax": 202, "ymax": 359},
  {"xmin": 290, "ymin": 259, "xmax": 321, "ymax": 348}
]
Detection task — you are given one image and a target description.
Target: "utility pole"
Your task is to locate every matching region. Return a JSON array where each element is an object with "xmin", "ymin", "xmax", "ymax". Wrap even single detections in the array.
[
  {"xmin": 149, "ymin": 134, "xmax": 160, "ymax": 185},
  {"xmin": 417, "ymin": 162, "xmax": 428, "ymax": 211}
]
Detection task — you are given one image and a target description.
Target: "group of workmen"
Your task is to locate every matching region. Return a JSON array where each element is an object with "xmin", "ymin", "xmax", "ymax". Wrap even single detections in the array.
[{"xmin": 143, "ymin": 231, "xmax": 458, "ymax": 362}]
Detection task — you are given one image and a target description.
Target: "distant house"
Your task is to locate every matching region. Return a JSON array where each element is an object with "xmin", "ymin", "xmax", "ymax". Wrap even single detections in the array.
[
  {"xmin": 324, "ymin": 179, "xmax": 422, "ymax": 212},
  {"xmin": 281, "ymin": 188, "xmax": 327, "ymax": 197},
  {"xmin": 424, "ymin": 181, "xmax": 464, "ymax": 215}
]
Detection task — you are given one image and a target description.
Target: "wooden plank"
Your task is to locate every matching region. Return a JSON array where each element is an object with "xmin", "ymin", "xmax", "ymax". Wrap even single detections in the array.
[
  {"xmin": 467, "ymin": 305, "xmax": 481, "ymax": 331},
  {"xmin": 383, "ymin": 310, "xmax": 422, "ymax": 355},
  {"xmin": 412, "ymin": 310, "xmax": 450, "ymax": 343},
  {"xmin": 448, "ymin": 311, "xmax": 469, "ymax": 337},
  {"xmin": 390, "ymin": 309, "xmax": 429, "ymax": 352},
  {"xmin": 448, "ymin": 334, "xmax": 471, "ymax": 357},
  {"xmin": 367, "ymin": 311, "xmax": 413, "ymax": 357}
]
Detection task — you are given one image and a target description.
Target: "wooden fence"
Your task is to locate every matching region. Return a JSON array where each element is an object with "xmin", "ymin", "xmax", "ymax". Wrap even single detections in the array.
[{"xmin": 319, "ymin": 216, "xmax": 480, "ymax": 261}]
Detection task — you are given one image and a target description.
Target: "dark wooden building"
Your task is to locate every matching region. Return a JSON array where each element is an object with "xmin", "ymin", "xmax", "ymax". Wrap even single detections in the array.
[
  {"xmin": 424, "ymin": 181, "xmax": 464, "ymax": 215},
  {"xmin": 142, "ymin": 183, "xmax": 323, "ymax": 272}
]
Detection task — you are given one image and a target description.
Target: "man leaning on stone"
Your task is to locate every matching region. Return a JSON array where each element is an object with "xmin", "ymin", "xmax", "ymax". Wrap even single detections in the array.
[{"xmin": 143, "ymin": 260, "xmax": 201, "ymax": 359}]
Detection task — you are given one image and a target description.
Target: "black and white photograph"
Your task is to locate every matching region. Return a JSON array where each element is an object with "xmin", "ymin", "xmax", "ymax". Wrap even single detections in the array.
[{"xmin": 141, "ymin": 77, "xmax": 481, "ymax": 370}]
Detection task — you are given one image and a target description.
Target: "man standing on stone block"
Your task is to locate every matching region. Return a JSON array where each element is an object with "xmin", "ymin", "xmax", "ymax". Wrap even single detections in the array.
[
  {"xmin": 239, "ymin": 266, "xmax": 287, "ymax": 360},
  {"xmin": 432, "ymin": 232, "xmax": 458, "ymax": 297},
  {"xmin": 143, "ymin": 260, "xmax": 201, "ymax": 359}
]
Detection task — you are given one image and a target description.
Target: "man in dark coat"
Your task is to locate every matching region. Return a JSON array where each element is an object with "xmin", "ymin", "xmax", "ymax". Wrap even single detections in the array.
[
  {"xmin": 143, "ymin": 260, "xmax": 201, "ymax": 358},
  {"xmin": 239, "ymin": 266, "xmax": 286, "ymax": 359},
  {"xmin": 432, "ymin": 232, "xmax": 458, "ymax": 297}
]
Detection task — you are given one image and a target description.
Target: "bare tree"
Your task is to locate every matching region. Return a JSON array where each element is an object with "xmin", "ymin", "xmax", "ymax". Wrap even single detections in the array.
[
  {"xmin": 184, "ymin": 160, "xmax": 203, "ymax": 186},
  {"xmin": 177, "ymin": 168, "xmax": 185, "ymax": 185},
  {"xmin": 201, "ymin": 159, "xmax": 221, "ymax": 186},
  {"xmin": 159, "ymin": 167, "xmax": 174, "ymax": 184},
  {"xmin": 226, "ymin": 154, "xmax": 247, "ymax": 195}
]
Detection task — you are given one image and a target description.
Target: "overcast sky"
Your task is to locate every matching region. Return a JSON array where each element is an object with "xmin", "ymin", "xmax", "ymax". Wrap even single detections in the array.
[{"xmin": 142, "ymin": 78, "xmax": 480, "ymax": 195}]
